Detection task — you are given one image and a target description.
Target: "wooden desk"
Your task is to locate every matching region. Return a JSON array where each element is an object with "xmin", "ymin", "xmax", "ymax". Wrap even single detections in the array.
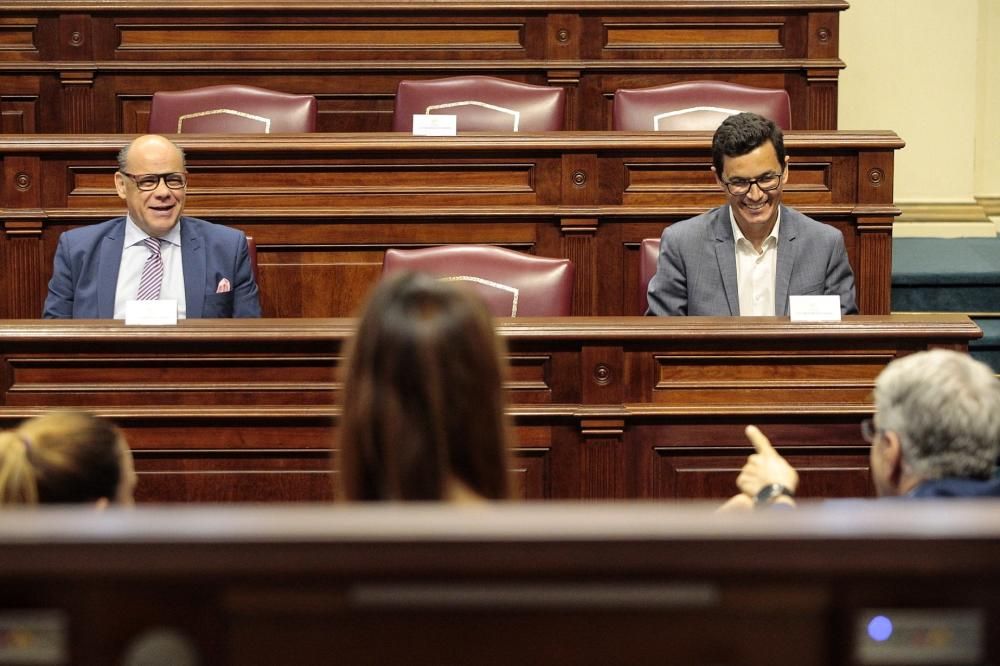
[
  {"xmin": 0, "ymin": 315, "xmax": 978, "ymax": 502},
  {"xmin": 1, "ymin": 503, "xmax": 998, "ymax": 665},
  {"xmin": 0, "ymin": 0, "xmax": 847, "ymax": 133},
  {"xmin": 0, "ymin": 130, "xmax": 903, "ymax": 318}
]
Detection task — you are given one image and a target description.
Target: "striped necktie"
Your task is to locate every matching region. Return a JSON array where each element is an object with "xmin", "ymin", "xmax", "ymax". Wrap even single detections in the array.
[{"xmin": 136, "ymin": 237, "xmax": 164, "ymax": 300}]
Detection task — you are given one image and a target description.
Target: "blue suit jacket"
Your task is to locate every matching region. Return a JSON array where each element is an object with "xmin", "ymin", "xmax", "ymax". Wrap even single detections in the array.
[
  {"xmin": 646, "ymin": 205, "xmax": 857, "ymax": 316},
  {"xmin": 43, "ymin": 216, "xmax": 261, "ymax": 319}
]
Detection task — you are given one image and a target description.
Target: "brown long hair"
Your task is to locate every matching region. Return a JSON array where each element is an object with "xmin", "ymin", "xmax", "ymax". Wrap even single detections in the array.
[
  {"xmin": 0, "ymin": 411, "xmax": 127, "ymax": 505},
  {"xmin": 337, "ymin": 272, "xmax": 512, "ymax": 501}
]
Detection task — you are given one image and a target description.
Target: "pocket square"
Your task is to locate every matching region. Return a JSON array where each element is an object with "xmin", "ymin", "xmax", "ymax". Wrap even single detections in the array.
[{"xmin": 216, "ymin": 278, "xmax": 232, "ymax": 293}]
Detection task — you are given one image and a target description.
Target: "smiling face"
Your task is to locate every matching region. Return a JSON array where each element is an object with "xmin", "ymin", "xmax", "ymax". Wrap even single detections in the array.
[
  {"xmin": 713, "ymin": 140, "xmax": 789, "ymax": 244},
  {"xmin": 114, "ymin": 135, "xmax": 187, "ymax": 238}
]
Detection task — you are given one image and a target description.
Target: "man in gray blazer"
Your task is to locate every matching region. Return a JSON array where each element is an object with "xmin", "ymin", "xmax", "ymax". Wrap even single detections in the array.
[{"xmin": 646, "ymin": 112, "xmax": 856, "ymax": 316}]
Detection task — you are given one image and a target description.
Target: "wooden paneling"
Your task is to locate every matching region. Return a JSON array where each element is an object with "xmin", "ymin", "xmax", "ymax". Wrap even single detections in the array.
[
  {"xmin": 0, "ymin": 314, "xmax": 979, "ymax": 502},
  {"xmin": 0, "ymin": 1, "xmax": 847, "ymax": 133},
  {"xmin": 0, "ymin": 131, "xmax": 903, "ymax": 318},
  {"xmin": 1, "ymin": 503, "xmax": 998, "ymax": 665}
]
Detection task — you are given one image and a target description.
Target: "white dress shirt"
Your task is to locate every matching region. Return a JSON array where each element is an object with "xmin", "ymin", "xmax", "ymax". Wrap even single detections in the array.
[
  {"xmin": 730, "ymin": 208, "xmax": 781, "ymax": 316},
  {"xmin": 114, "ymin": 217, "xmax": 187, "ymax": 319}
]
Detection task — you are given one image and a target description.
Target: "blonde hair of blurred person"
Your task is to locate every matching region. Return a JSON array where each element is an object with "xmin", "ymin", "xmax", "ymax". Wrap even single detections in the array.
[
  {"xmin": 337, "ymin": 272, "xmax": 513, "ymax": 502},
  {"xmin": 0, "ymin": 411, "xmax": 136, "ymax": 506}
]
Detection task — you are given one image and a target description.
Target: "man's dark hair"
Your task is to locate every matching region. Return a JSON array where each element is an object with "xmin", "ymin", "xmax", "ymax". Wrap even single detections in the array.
[{"xmin": 711, "ymin": 112, "xmax": 786, "ymax": 175}]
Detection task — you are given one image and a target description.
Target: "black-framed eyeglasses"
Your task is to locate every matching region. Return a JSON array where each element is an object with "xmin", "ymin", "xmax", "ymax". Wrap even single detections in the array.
[
  {"xmin": 120, "ymin": 171, "xmax": 187, "ymax": 191},
  {"xmin": 722, "ymin": 170, "xmax": 784, "ymax": 196},
  {"xmin": 860, "ymin": 417, "xmax": 883, "ymax": 444}
]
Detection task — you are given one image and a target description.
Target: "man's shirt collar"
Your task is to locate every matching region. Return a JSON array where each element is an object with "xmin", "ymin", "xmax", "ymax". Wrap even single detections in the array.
[
  {"xmin": 124, "ymin": 215, "xmax": 182, "ymax": 248},
  {"xmin": 728, "ymin": 206, "xmax": 781, "ymax": 254}
]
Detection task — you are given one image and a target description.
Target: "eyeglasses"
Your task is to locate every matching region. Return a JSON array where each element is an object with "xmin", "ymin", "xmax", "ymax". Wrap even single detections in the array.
[
  {"xmin": 722, "ymin": 170, "xmax": 783, "ymax": 196},
  {"xmin": 860, "ymin": 418, "xmax": 883, "ymax": 444},
  {"xmin": 120, "ymin": 172, "xmax": 187, "ymax": 191}
]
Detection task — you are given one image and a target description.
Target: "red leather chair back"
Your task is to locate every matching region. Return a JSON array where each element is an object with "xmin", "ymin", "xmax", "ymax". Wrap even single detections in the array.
[
  {"xmin": 613, "ymin": 81, "xmax": 792, "ymax": 131},
  {"xmin": 382, "ymin": 245, "xmax": 574, "ymax": 317},
  {"xmin": 392, "ymin": 76, "xmax": 566, "ymax": 132},
  {"xmin": 149, "ymin": 85, "xmax": 317, "ymax": 133},
  {"xmin": 245, "ymin": 235, "xmax": 258, "ymax": 283},
  {"xmin": 639, "ymin": 238, "xmax": 660, "ymax": 314}
]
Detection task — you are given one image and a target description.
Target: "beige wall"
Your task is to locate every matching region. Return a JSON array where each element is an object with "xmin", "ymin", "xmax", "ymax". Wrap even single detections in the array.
[
  {"xmin": 975, "ymin": 0, "xmax": 1000, "ymax": 209},
  {"xmin": 839, "ymin": 0, "xmax": 1000, "ymax": 236}
]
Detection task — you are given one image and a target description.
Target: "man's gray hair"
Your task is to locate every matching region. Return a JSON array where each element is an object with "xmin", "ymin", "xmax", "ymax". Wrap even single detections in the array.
[
  {"xmin": 116, "ymin": 137, "xmax": 187, "ymax": 172},
  {"xmin": 875, "ymin": 349, "xmax": 1000, "ymax": 480}
]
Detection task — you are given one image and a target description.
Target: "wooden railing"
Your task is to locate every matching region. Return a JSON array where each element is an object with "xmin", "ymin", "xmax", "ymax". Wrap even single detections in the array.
[
  {"xmin": 0, "ymin": 0, "xmax": 848, "ymax": 133},
  {"xmin": 0, "ymin": 502, "xmax": 997, "ymax": 665},
  {"xmin": 0, "ymin": 314, "xmax": 978, "ymax": 502},
  {"xmin": 0, "ymin": 130, "xmax": 903, "ymax": 318}
]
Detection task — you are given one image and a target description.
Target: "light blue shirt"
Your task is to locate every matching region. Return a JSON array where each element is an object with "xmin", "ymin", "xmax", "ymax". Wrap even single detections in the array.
[{"xmin": 113, "ymin": 217, "xmax": 187, "ymax": 319}]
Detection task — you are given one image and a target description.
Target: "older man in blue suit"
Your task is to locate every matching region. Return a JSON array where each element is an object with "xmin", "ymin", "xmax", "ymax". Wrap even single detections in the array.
[
  {"xmin": 43, "ymin": 134, "xmax": 260, "ymax": 319},
  {"xmin": 646, "ymin": 112, "xmax": 856, "ymax": 317}
]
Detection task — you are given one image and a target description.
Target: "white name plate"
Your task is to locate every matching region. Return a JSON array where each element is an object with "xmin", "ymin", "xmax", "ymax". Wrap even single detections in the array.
[
  {"xmin": 412, "ymin": 114, "xmax": 457, "ymax": 136},
  {"xmin": 789, "ymin": 295, "xmax": 842, "ymax": 321},
  {"xmin": 124, "ymin": 299, "xmax": 178, "ymax": 325}
]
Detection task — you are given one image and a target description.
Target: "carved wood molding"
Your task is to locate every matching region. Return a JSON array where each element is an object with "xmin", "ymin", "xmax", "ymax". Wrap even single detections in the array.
[{"xmin": 0, "ymin": 1, "xmax": 852, "ymax": 12}]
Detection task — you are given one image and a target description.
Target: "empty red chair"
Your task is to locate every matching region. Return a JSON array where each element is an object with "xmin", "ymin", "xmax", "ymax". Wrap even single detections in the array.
[
  {"xmin": 245, "ymin": 235, "xmax": 258, "ymax": 283},
  {"xmin": 613, "ymin": 81, "xmax": 792, "ymax": 131},
  {"xmin": 149, "ymin": 85, "xmax": 317, "ymax": 133},
  {"xmin": 381, "ymin": 245, "xmax": 574, "ymax": 317},
  {"xmin": 392, "ymin": 76, "xmax": 566, "ymax": 132},
  {"xmin": 638, "ymin": 238, "xmax": 660, "ymax": 314}
]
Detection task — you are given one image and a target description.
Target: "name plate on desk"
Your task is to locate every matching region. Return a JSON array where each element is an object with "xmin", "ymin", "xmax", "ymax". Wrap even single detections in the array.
[
  {"xmin": 124, "ymin": 300, "xmax": 178, "ymax": 325},
  {"xmin": 412, "ymin": 114, "xmax": 457, "ymax": 136},
  {"xmin": 789, "ymin": 295, "xmax": 842, "ymax": 322}
]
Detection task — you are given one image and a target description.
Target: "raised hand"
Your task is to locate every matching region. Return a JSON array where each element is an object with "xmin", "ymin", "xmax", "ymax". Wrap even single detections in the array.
[{"xmin": 735, "ymin": 425, "xmax": 800, "ymax": 497}]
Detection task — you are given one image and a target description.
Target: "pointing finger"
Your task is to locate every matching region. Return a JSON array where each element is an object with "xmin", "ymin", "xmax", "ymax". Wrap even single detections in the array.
[{"xmin": 745, "ymin": 425, "xmax": 778, "ymax": 456}]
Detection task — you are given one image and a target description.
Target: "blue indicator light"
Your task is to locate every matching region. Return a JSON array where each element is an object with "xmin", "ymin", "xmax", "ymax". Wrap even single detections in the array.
[{"xmin": 867, "ymin": 615, "xmax": 893, "ymax": 642}]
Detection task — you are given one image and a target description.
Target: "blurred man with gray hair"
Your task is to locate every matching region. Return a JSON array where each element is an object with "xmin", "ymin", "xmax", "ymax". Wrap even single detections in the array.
[{"xmin": 726, "ymin": 349, "xmax": 1000, "ymax": 509}]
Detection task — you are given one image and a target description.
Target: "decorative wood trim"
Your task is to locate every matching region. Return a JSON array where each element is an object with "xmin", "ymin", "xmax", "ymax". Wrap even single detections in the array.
[
  {"xmin": 2, "ymin": 1, "xmax": 849, "ymax": 134},
  {"xmin": 0, "ymin": 314, "xmax": 977, "ymax": 502},
  {"xmin": 975, "ymin": 196, "xmax": 1000, "ymax": 217},
  {"xmin": 0, "ymin": 131, "xmax": 907, "ymax": 153},
  {"xmin": 0, "ymin": 58, "xmax": 848, "ymax": 74},
  {"xmin": 897, "ymin": 202, "xmax": 989, "ymax": 222},
  {"xmin": 0, "ymin": 1, "xmax": 852, "ymax": 11},
  {"xmin": 0, "ymin": 131, "xmax": 903, "ymax": 316},
  {"xmin": 894, "ymin": 202, "xmax": 997, "ymax": 238}
]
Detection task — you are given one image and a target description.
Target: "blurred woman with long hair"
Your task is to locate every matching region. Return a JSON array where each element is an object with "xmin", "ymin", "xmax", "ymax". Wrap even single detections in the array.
[{"xmin": 337, "ymin": 272, "xmax": 512, "ymax": 502}]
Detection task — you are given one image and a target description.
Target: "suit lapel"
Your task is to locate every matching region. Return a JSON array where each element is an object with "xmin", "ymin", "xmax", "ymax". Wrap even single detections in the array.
[
  {"xmin": 180, "ymin": 218, "xmax": 206, "ymax": 318},
  {"xmin": 774, "ymin": 207, "xmax": 798, "ymax": 317},
  {"xmin": 712, "ymin": 207, "xmax": 740, "ymax": 315},
  {"xmin": 97, "ymin": 219, "xmax": 126, "ymax": 318}
]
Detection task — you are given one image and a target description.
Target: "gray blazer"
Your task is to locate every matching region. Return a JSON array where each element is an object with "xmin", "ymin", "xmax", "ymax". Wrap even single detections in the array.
[{"xmin": 646, "ymin": 205, "xmax": 857, "ymax": 316}]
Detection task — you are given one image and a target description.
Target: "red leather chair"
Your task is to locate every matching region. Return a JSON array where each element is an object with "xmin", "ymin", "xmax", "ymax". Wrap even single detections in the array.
[
  {"xmin": 612, "ymin": 81, "xmax": 792, "ymax": 131},
  {"xmin": 245, "ymin": 235, "xmax": 258, "ymax": 283},
  {"xmin": 381, "ymin": 245, "xmax": 574, "ymax": 317},
  {"xmin": 392, "ymin": 76, "xmax": 566, "ymax": 132},
  {"xmin": 148, "ymin": 85, "xmax": 317, "ymax": 133},
  {"xmin": 639, "ymin": 238, "xmax": 660, "ymax": 314}
]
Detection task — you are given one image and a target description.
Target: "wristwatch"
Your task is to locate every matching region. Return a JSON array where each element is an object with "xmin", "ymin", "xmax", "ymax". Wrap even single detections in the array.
[{"xmin": 754, "ymin": 483, "xmax": 794, "ymax": 507}]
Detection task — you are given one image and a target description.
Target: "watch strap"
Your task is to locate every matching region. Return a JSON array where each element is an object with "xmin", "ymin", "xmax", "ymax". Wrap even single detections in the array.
[{"xmin": 754, "ymin": 483, "xmax": 794, "ymax": 506}]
